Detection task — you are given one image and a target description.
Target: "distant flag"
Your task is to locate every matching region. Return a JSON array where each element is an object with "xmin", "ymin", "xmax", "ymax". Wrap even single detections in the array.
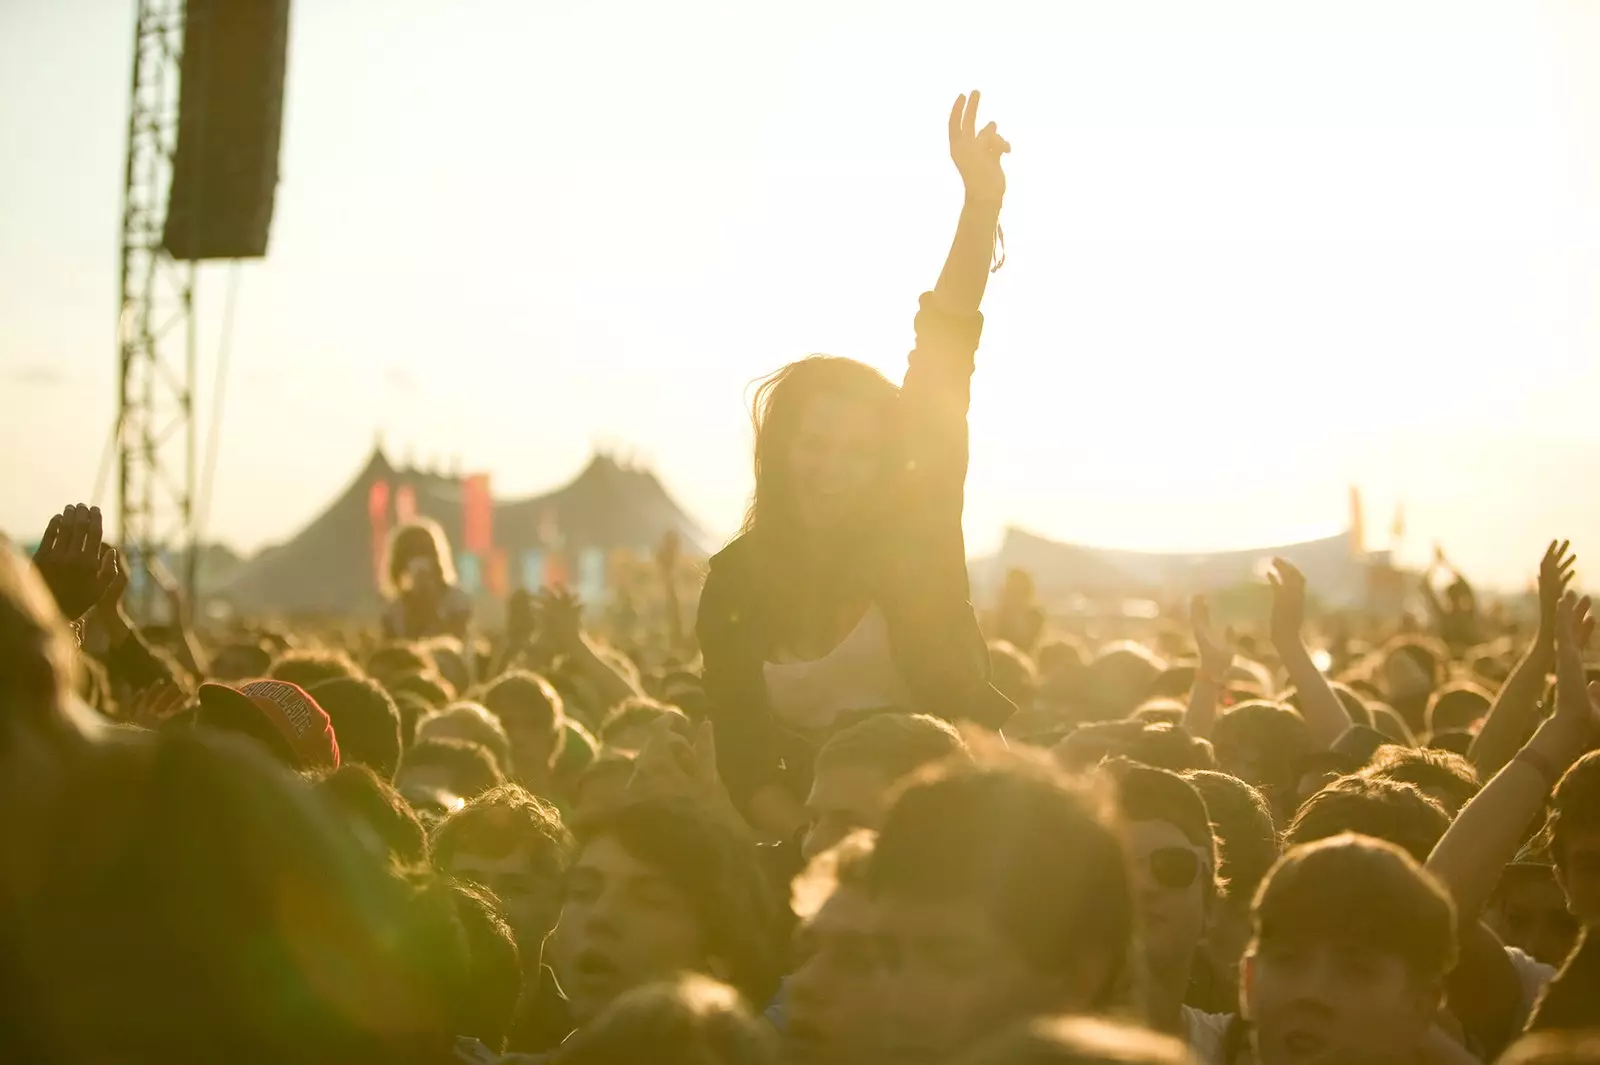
[
  {"xmin": 462, "ymin": 473, "xmax": 493, "ymax": 555},
  {"xmin": 457, "ymin": 552, "xmax": 482, "ymax": 595},
  {"xmin": 1391, "ymin": 503, "xmax": 1406, "ymax": 548},
  {"xmin": 520, "ymin": 550, "xmax": 545, "ymax": 591},
  {"xmin": 485, "ymin": 548, "xmax": 509, "ymax": 598},
  {"xmin": 578, "ymin": 548, "xmax": 607, "ymax": 606},
  {"xmin": 1348, "ymin": 486, "xmax": 1365, "ymax": 557},
  {"xmin": 396, "ymin": 484, "xmax": 418, "ymax": 524},
  {"xmin": 368, "ymin": 479, "xmax": 392, "ymax": 585},
  {"xmin": 544, "ymin": 552, "xmax": 570, "ymax": 590}
]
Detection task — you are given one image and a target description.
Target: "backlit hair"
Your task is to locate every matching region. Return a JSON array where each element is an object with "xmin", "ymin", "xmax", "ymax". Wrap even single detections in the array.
[
  {"xmin": 1252, "ymin": 833, "xmax": 1457, "ymax": 982},
  {"xmin": 740, "ymin": 356, "xmax": 899, "ymax": 638},
  {"xmin": 382, "ymin": 519, "xmax": 458, "ymax": 599}
]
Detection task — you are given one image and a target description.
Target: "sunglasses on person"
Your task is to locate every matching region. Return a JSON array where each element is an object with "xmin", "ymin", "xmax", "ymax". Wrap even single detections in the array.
[{"xmin": 1142, "ymin": 847, "xmax": 1204, "ymax": 890}]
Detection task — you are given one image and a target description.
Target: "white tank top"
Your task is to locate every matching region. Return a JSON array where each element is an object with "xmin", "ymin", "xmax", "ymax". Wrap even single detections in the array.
[{"xmin": 762, "ymin": 606, "xmax": 914, "ymax": 744}]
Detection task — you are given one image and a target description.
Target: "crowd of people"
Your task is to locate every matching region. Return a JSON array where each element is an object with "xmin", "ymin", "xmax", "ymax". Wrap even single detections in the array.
[{"xmin": 5, "ymin": 92, "xmax": 1600, "ymax": 1065}]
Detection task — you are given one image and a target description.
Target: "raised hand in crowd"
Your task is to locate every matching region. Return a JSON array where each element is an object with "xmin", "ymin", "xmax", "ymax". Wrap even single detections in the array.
[
  {"xmin": 535, "ymin": 586, "xmax": 642, "ymax": 706},
  {"xmin": 1469, "ymin": 539, "xmax": 1577, "ymax": 778},
  {"xmin": 31, "ymin": 504, "xmax": 117, "ymax": 623},
  {"xmin": 124, "ymin": 679, "xmax": 189, "ymax": 728},
  {"xmin": 1266, "ymin": 557, "xmax": 1351, "ymax": 748},
  {"xmin": 1183, "ymin": 594, "xmax": 1233, "ymax": 740},
  {"xmin": 948, "ymin": 89, "xmax": 1010, "ymax": 204},
  {"xmin": 624, "ymin": 715, "xmax": 743, "ymax": 834},
  {"xmin": 1430, "ymin": 589, "xmax": 1594, "ymax": 925}
]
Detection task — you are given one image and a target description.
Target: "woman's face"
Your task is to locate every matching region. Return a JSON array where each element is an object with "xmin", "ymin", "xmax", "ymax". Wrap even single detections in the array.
[{"xmin": 786, "ymin": 392, "xmax": 884, "ymax": 535}]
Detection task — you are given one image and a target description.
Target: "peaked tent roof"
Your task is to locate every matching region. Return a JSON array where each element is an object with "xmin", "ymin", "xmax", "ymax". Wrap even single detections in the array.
[
  {"xmin": 495, "ymin": 453, "xmax": 711, "ymax": 558},
  {"xmin": 223, "ymin": 448, "xmax": 711, "ymax": 616}
]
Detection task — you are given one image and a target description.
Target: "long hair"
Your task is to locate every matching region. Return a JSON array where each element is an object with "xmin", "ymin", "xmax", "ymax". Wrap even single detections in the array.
[
  {"xmin": 740, "ymin": 356, "xmax": 899, "ymax": 643},
  {"xmin": 381, "ymin": 519, "xmax": 458, "ymax": 601}
]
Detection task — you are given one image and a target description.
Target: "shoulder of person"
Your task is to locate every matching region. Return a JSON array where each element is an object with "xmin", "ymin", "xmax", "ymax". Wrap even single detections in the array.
[
  {"xmin": 1182, "ymin": 1007, "xmax": 1234, "ymax": 1065},
  {"xmin": 707, "ymin": 533, "xmax": 755, "ymax": 576},
  {"xmin": 1503, "ymin": 943, "xmax": 1557, "ymax": 1009}
]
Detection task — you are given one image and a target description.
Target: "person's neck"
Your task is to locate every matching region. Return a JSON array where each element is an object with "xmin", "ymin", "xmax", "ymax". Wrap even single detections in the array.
[{"xmin": 1146, "ymin": 956, "xmax": 1192, "ymax": 1036}]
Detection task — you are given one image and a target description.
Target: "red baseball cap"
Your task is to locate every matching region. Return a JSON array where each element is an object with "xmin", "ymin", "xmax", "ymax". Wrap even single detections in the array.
[{"xmin": 198, "ymin": 678, "xmax": 340, "ymax": 771}]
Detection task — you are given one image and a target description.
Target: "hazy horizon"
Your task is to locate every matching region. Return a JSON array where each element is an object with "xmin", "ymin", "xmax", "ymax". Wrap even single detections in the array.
[{"xmin": 5, "ymin": 0, "xmax": 1600, "ymax": 591}]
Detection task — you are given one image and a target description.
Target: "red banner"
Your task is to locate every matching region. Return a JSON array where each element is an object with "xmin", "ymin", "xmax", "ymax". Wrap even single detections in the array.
[
  {"xmin": 368, "ymin": 479, "xmax": 391, "ymax": 586},
  {"xmin": 463, "ymin": 473, "xmax": 494, "ymax": 555}
]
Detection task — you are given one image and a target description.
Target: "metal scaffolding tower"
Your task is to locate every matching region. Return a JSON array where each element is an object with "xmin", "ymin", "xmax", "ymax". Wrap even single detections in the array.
[{"xmin": 118, "ymin": 0, "xmax": 195, "ymax": 616}]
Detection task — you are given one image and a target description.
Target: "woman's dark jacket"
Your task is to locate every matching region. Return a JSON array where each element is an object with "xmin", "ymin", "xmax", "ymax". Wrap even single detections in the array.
[{"xmin": 697, "ymin": 291, "xmax": 1014, "ymax": 810}]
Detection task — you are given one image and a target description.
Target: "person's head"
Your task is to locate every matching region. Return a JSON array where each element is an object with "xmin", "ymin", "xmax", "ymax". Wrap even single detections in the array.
[
  {"xmin": 1183, "ymin": 770, "xmax": 1279, "ymax": 982},
  {"xmin": 1487, "ymin": 861, "xmax": 1580, "ymax": 968},
  {"xmin": 1211, "ymin": 701, "xmax": 1315, "ymax": 816},
  {"xmin": 416, "ymin": 702, "xmax": 513, "ymax": 777},
  {"xmin": 210, "ymin": 641, "xmax": 273, "ymax": 682},
  {"xmin": 1377, "ymin": 638, "xmax": 1444, "ymax": 732},
  {"xmin": 476, "ymin": 670, "xmax": 567, "ymax": 787},
  {"xmin": 599, "ymin": 697, "xmax": 688, "ymax": 754},
  {"xmin": 1291, "ymin": 751, "xmax": 1367, "ymax": 814},
  {"xmin": 1549, "ymin": 750, "xmax": 1600, "ymax": 926},
  {"xmin": 366, "ymin": 642, "xmax": 435, "ymax": 686},
  {"xmin": 387, "ymin": 670, "xmax": 456, "ymax": 713},
  {"xmin": 1035, "ymin": 636, "xmax": 1089, "ymax": 710},
  {"xmin": 269, "ymin": 648, "xmax": 364, "ymax": 691},
  {"xmin": 399, "ymin": 872, "xmax": 522, "ymax": 1053},
  {"xmin": 383, "ymin": 519, "xmax": 457, "ymax": 602},
  {"xmin": 395, "ymin": 738, "xmax": 505, "ymax": 821},
  {"xmin": 786, "ymin": 830, "xmax": 881, "ymax": 1065},
  {"xmin": 1076, "ymin": 642, "xmax": 1165, "ymax": 722},
  {"xmin": 195, "ymin": 678, "xmax": 341, "ymax": 772},
  {"xmin": 1104, "ymin": 761, "xmax": 1219, "ymax": 983},
  {"xmin": 310, "ymin": 676, "xmax": 403, "ymax": 780},
  {"xmin": 745, "ymin": 355, "xmax": 899, "ymax": 543},
  {"xmin": 11, "ymin": 728, "xmax": 449, "ymax": 1061},
  {"xmin": 867, "ymin": 754, "xmax": 1134, "ymax": 1064},
  {"xmin": 1425, "ymin": 682, "xmax": 1492, "ymax": 736},
  {"xmin": 314, "ymin": 762, "xmax": 428, "ymax": 866},
  {"xmin": 1283, "ymin": 775, "xmax": 1449, "ymax": 865},
  {"xmin": 551, "ymin": 973, "xmax": 777, "ymax": 1065},
  {"xmin": 803, "ymin": 712, "xmax": 969, "ymax": 860},
  {"xmin": 432, "ymin": 783, "xmax": 574, "ymax": 965},
  {"xmin": 948, "ymin": 1016, "xmax": 1197, "ymax": 1065},
  {"xmin": 1244, "ymin": 834, "xmax": 1457, "ymax": 1065},
  {"xmin": 421, "ymin": 637, "xmax": 471, "ymax": 696},
  {"xmin": 442, "ymin": 880, "xmax": 523, "ymax": 1052},
  {"xmin": 1122, "ymin": 722, "xmax": 1215, "ymax": 774},
  {"xmin": 989, "ymin": 641, "xmax": 1040, "ymax": 711},
  {"xmin": 551, "ymin": 801, "xmax": 787, "ymax": 1028},
  {"xmin": 1362, "ymin": 745, "xmax": 1479, "ymax": 817}
]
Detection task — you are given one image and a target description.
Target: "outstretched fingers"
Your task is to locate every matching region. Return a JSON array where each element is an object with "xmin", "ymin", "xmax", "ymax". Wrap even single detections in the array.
[{"xmin": 963, "ymin": 88, "xmax": 981, "ymax": 140}]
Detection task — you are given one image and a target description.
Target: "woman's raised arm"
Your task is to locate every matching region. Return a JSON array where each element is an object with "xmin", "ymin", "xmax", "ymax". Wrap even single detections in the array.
[{"xmin": 932, "ymin": 91, "xmax": 1008, "ymax": 314}]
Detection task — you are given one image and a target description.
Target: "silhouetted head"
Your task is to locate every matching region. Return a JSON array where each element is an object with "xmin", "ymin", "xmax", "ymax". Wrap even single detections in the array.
[{"xmin": 383, "ymin": 520, "xmax": 457, "ymax": 602}]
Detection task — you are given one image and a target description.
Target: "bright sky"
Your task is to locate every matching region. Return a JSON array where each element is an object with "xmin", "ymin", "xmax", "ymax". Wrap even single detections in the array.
[{"xmin": 4, "ymin": 0, "xmax": 1599, "ymax": 588}]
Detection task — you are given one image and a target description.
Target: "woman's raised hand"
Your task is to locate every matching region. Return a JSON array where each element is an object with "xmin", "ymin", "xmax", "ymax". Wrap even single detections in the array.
[{"xmin": 948, "ymin": 90, "xmax": 1010, "ymax": 203}]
